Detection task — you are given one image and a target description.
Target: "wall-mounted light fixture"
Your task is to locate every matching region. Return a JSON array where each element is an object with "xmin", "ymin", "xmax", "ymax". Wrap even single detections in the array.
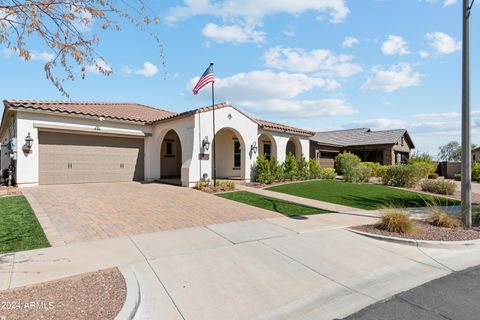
[
  {"xmin": 202, "ymin": 136, "xmax": 211, "ymax": 151},
  {"xmin": 251, "ymin": 141, "xmax": 258, "ymax": 154},
  {"xmin": 22, "ymin": 132, "xmax": 33, "ymax": 153}
]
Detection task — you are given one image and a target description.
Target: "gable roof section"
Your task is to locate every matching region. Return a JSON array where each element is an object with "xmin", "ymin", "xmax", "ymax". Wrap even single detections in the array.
[
  {"xmin": 311, "ymin": 128, "xmax": 415, "ymax": 148},
  {"xmin": 3, "ymin": 100, "xmax": 176, "ymax": 123}
]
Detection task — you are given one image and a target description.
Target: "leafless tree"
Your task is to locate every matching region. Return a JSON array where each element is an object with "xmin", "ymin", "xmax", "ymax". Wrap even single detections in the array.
[{"xmin": 0, "ymin": 1, "xmax": 163, "ymax": 97}]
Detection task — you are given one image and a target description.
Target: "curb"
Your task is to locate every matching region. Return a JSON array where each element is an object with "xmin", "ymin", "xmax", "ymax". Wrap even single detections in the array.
[
  {"xmin": 116, "ymin": 265, "xmax": 141, "ymax": 320},
  {"xmin": 346, "ymin": 228, "xmax": 480, "ymax": 249}
]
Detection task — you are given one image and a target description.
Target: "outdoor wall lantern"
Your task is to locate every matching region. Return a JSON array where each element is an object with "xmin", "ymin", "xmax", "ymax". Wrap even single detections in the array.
[
  {"xmin": 202, "ymin": 136, "xmax": 211, "ymax": 151},
  {"xmin": 251, "ymin": 141, "xmax": 258, "ymax": 154},
  {"xmin": 22, "ymin": 132, "xmax": 33, "ymax": 153}
]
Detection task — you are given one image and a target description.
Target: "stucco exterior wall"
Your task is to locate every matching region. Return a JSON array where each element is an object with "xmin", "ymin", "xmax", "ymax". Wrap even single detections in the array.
[
  {"xmin": 14, "ymin": 111, "xmax": 151, "ymax": 186},
  {"xmin": 263, "ymin": 130, "xmax": 310, "ymax": 163}
]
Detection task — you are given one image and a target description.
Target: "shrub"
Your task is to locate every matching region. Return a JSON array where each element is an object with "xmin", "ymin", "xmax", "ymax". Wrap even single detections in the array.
[
  {"xmin": 473, "ymin": 208, "xmax": 480, "ymax": 225},
  {"xmin": 454, "ymin": 173, "xmax": 461, "ymax": 181},
  {"xmin": 269, "ymin": 157, "xmax": 282, "ymax": 181},
  {"xmin": 319, "ymin": 167, "xmax": 336, "ymax": 180},
  {"xmin": 382, "ymin": 165, "xmax": 422, "ymax": 188},
  {"xmin": 409, "ymin": 153, "xmax": 437, "ymax": 178},
  {"xmin": 428, "ymin": 173, "xmax": 439, "ymax": 179},
  {"xmin": 335, "ymin": 152, "xmax": 361, "ymax": 175},
  {"xmin": 473, "ymin": 162, "xmax": 480, "ymax": 181},
  {"xmin": 215, "ymin": 180, "xmax": 236, "ymax": 191},
  {"xmin": 194, "ymin": 178, "xmax": 211, "ymax": 191},
  {"xmin": 363, "ymin": 162, "xmax": 387, "ymax": 178},
  {"xmin": 430, "ymin": 210, "xmax": 462, "ymax": 228},
  {"xmin": 255, "ymin": 156, "xmax": 272, "ymax": 184},
  {"xmin": 420, "ymin": 179, "xmax": 456, "ymax": 195},
  {"xmin": 308, "ymin": 159, "xmax": 321, "ymax": 179},
  {"xmin": 297, "ymin": 155, "xmax": 309, "ymax": 179},
  {"xmin": 283, "ymin": 153, "xmax": 298, "ymax": 180},
  {"xmin": 344, "ymin": 163, "xmax": 371, "ymax": 183},
  {"xmin": 376, "ymin": 210, "xmax": 414, "ymax": 234}
]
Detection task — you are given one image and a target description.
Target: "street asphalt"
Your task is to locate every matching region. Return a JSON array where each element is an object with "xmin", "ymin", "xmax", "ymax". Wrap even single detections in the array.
[{"xmin": 342, "ymin": 265, "xmax": 480, "ymax": 320}]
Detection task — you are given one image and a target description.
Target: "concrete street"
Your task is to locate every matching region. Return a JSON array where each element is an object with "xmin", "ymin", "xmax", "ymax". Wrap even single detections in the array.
[
  {"xmin": 343, "ymin": 265, "xmax": 480, "ymax": 320},
  {"xmin": 1, "ymin": 213, "xmax": 480, "ymax": 319}
]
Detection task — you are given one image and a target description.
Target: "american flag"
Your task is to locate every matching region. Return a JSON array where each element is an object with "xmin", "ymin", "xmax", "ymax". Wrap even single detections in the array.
[{"xmin": 192, "ymin": 63, "xmax": 215, "ymax": 95}]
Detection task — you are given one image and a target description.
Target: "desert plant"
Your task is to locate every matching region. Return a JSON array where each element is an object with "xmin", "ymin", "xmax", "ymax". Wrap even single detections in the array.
[
  {"xmin": 409, "ymin": 153, "xmax": 438, "ymax": 178},
  {"xmin": 255, "ymin": 156, "xmax": 272, "ymax": 184},
  {"xmin": 335, "ymin": 152, "xmax": 361, "ymax": 175},
  {"xmin": 319, "ymin": 168, "xmax": 337, "ymax": 180},
  {"xmin": 297, "ymin": 155, "xmax": 309, "ymax": 179},
  {"xmin": 420, "ymin": 179, "xmax": 456, "ymax": 195},
  {"xmin": 430, "ymin": 209, "xmax": 463, "ymax": 228},
  {"xmin": 215, "ymin": 180, "xmax": 236, "ymax": 191},
  {"xmin": 428, "ymin": 173, "xmax": 439, "ymax": 179},
  {"xmin": 283, "ymin": 153, "xmax": 298, "ymax": 180},
  {"xmin": 308, "ymin": 159, "xmax": 321, "ymax": 179},
  {"xmin": 473, "ymin": 208, "xmax": 480, "ymax": 225},
  {"xmin": 344, "ymin": 163, "xmax": 371, "ymax": 183},
  {"xmin": 381, "ymin": 164, "xmax": 422, "ymax": 188},
  {"xmin": 376, "ymin": 209, "xmax": 415, "ymax": 234},
  {"xmin": 363, "ymin": 162, "xmax": 387, "ymax": 178}
]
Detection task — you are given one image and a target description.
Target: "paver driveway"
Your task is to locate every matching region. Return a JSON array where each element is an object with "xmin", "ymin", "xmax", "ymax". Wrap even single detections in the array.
[{"xmin": 22, "ymin": 182, "xmax": 279, "ymax": 244}]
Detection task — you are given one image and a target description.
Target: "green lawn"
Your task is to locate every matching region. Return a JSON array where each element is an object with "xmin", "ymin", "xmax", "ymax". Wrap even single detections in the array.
[
  {"xmin": 0, "ymin": 196, "xmax": 50, "ymax": 253},
  {"xmin": 217, "ymin": 191, "xmax": 331, "ymax": 217},
  {"xmin": 267, "ymin": 180, "xmax": 459, "ymax": 210}
]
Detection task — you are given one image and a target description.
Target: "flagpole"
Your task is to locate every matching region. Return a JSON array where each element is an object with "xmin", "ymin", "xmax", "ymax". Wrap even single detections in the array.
[{"xmin": 211, "ymin": 62, "xmax": 216, "ymax": 186}]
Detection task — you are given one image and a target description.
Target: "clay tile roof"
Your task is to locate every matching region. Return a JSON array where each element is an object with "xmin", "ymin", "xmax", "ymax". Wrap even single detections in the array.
[
  {"xmin": 3, "ymin": 100, "xmax": 176, "ymax": 123},
  {"xmin": 255, "ymin": 118, "xmax": 315, "ymax": 136}
]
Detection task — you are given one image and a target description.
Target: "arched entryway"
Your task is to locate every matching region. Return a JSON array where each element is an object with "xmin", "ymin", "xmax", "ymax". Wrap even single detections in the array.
[
  {"xmin": 160, "ymin": 129, "xmax": 182, "ymax": 179},
  {"xmin": 212, "ymin": 128, "xmax": 245, "ymax": 179},
  {"xmin": 258, "ymin": 133, "xmax": 277, "ymax": 161},
  {"xmin": 286, "ymin": 137, "xmax": 302, "ymax": 160}
]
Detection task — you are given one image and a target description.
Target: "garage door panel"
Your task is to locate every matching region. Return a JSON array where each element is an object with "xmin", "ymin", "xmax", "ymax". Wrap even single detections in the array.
[{"xmin": 39, "ymin": 131, "xmax": 144, "ymax": 185}]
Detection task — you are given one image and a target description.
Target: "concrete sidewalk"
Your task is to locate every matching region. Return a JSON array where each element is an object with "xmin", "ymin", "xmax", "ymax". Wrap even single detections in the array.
[
  {"xmin": 1, "ymin": 213, "xmax": 479, "ymax": 319},
  {"xmin": 236, "ymin": 184, "xmax": 381, "ymax": 217}
]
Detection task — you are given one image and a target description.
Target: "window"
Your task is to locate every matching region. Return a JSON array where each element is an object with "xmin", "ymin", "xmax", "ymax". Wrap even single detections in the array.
[
  {"xmin": 166, "ymin": 142, "xmax": 173, "ymax": 156},
  {"xmin": 263, "ymin": 143, "xmax": 271, "ymax": 161},
  {"xmin": 234, "ymin": 141, "xmax": 241, "ymax": 168}
]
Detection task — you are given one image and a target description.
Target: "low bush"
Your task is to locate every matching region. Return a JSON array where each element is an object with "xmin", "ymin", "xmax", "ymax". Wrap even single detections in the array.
[
  {"xmin": 382, "ymin": 165, "xmax": 422, "ymax": 188},
  {"xmin": 308, "ymin": 159, "xmax": 321, "ymax": 179},
  {"xmin": 428, "ymin": 173, "xmax": 439, "ymax": 179},
  {"xmin": 335, "ymin": 152, "xmax": 361, "ymax": 175},
  {"xmin": 376, "ymin": 210, "xmax": 415, "ymax": 234},
  {"xmin": 344, "ymin": 163, "xmax": 371, "ymax": 183},
  {"xmin": 409, "ymin": 153, "xmax": 437, "ymax": 178},
  {"xmin": 430, "ymin": 210, "xmax": 462, "ymax": 228},
  {"xmin": 420, "ymin": 179, "xmax": 456, "ymax": 195},
  {"xmin": 363, "ymin": 162, "xmax": 387, "ymax": 178},
  {"xmin": 319, "ymin": 168, "xmax": 337, "ymax": 180},
  {"xmin": 269, "ymin": 157, "xmax": 282, "ymax": 181},
  {"xmin": 473, "ymin": 162, "xmax": 480, "ymax": 181},
  {"xmin": 297, "ymin": 155, "xmax": 309, "ymax": 179},
  {"xmin": 215, "ymin": 180, "xmax": 236, "ymax": 191}
]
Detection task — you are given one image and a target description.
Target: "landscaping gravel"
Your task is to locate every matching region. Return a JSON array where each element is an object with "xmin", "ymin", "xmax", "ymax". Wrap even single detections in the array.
[
  {"xmin": 353, "ymin": 222, "xmax": 480, "ymax": 241},
  {"xmin": 0, "ymin": 268, "xmax": 126, "ymax": 320}
]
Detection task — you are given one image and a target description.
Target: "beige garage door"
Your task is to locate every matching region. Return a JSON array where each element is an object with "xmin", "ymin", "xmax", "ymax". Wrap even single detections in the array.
[{"xmin": 39, "ymin": 131, "xmax": 144, "ymax": 185}]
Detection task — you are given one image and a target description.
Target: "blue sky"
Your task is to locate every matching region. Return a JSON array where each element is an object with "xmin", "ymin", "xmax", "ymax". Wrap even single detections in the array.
[{"xmin": 1, "ymin": 0, "xmax": 479, "ymax": 156}]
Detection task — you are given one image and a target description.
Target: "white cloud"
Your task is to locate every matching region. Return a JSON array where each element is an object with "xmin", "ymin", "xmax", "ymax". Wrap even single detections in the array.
[
  {"xmin": 283, "ymin": 25, "xmax": 296, "ymax": 37},
  {"xmin": 264, "ymin": 46, "xmax": 362, "ymax": 78},
  {"xmin": 419, "ymin": 50, "xmax": 430, "ymax": 58},
  {"xmin": 426, "ymin": 32, "xmax": 461, "ymax": 54},
  {"xmin": 361, "ymin": 63, "xmax": 422, "ymax": 93},
  {"xmin": 86, "ymin": 59, "xmax": 112, "ymax": 74},
  {"xmin": 188, "ymin": 69, "xmax": 356, "ymax": 118},
  {"xmin": 166, "ymin": 0, "xmax": 350, "ymax": 25},
  {"xmin": 241, "ymin": 98, "xmax": 357, "ymax": 117},
  {"xmin": 341, "ymin": 36, "xmax": 359, "ymax": 48},
  {"xmin": 443, "ymin": 0, "xmax": 457, "ymax": 6},
  {"xmin": 1, "ymin": 48, "xmax": 14, "ymax": 58},
  {"xmin": 202, "ymin": 23, "xmax": 265, "ymax": 44},
  {"xmin": 123, "ymin": 62, "xmax": 159, "ymax": 77},
  {"xmin": 29, "ymin": 51, "xmax": 55, "ymax": 62},
  {"xmin": 381, "ymin": 35, "xmax": 410, "ymax": 55}
]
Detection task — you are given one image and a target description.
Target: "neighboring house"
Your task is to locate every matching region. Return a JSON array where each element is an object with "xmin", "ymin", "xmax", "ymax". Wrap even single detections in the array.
[
  {"xmin": 472, "ymin": 147, "xmax": 480, "ymax": 162},
  {"xmin": 0, "ymin": 100, "xmax": 313, "ymax": 187},
  {"xmin": 310, "ymin": 128, "xmax": 415, "ymax": 167}
]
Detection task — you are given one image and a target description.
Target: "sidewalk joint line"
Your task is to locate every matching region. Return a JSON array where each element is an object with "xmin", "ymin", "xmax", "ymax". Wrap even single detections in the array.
[
  {"xmin": 127, "ymin": 236, "xmax": 186, "ymax": 320},
  {"xmin": 416, "ymin": 246, "xmax": 455, "ymax": 273},
  {"xmin": 397, "ymin": 296, "xmax": 453, "ymax": 320}
]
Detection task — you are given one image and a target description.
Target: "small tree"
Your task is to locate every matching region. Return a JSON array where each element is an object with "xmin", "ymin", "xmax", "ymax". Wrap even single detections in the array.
[
  {"xmin": 269, "ymin": 157, "xmax": 281, "ymax": 181},
  {"xmin": 255, "ymin": 156, "xmax": 271, "ymax": 184},
  {"xmin": 283, "ymin": 153, "xmax": 298, "ymax": 180},
  {"xmin": 335, "ymin": 152, "xmax": 361, "ymax": 175},
  {"xmin": 297, "ymin": 155, "xmax": 309, "ymax": 179},
  {"xmin": 438, "ymin": 141, "xmax": 461, "ymax": 162},
  {"xmin": 308, "ymin": 159, "xmax": 321, "ymax": 179},
  {"xmin": 335, "ymin": 153, "xmax": 369, "ymax": 183},
  {"xmin": 408, "ymin": 153, "xmax": 437, "ymax": 178}
]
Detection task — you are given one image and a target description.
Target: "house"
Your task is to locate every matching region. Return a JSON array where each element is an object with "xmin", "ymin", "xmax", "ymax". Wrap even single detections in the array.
[
  {"xmin": 0, "ymin": 100, "xmax": 313, "ymax": 187},
  {"xmin": 310, "ymin": 128, "xmax": 415, "ymax": 167},
  {"xmin": 472, "ymin": 147, "xmax": 480, "ymax": 162}
]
